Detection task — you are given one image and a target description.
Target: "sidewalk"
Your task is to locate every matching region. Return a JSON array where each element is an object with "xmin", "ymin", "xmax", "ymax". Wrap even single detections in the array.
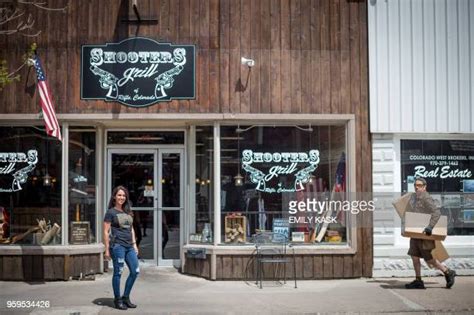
[{"xmin": 1, "ymin": 265, "xmax": 473, "ymax": 315}]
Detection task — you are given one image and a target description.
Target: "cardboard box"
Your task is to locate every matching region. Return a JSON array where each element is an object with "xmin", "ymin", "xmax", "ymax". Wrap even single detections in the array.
[
  {"xmin": 430, "ymin": 241, "xmax": 449, "ymax": 264},
  {"xmin": 392, "ymin": 193, "xmax": 413, "ymax": 218},
  {"xmin": 393, "ymin": 193, "xmax": 449, "ymax": 263},
  {"xmin": 402, "ymin": 212, "xmax": 447, "ymax": 241}
]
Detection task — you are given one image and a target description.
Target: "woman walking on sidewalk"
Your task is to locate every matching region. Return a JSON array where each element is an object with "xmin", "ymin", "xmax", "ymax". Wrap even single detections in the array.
[{"xmin": 103, "ymin": 185, "xmax": 140, "ymax": 310}]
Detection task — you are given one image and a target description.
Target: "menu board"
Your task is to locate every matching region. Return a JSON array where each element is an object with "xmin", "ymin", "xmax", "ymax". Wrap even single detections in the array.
[{"xmin": 70, "ymin": 221, "xmax": 90, "ymax": 244}]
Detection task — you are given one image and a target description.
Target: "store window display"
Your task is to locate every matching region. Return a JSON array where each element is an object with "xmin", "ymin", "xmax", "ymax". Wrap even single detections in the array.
[
  {"xmin": 193, "ymin": 126, "xmax": 214, "ymax": 243},
  {"xmin": 219, "ymin": 125, "xmax": 348, "ymax": 245},
  {"xmin": 68, "ymin": 129, "xmax": 97, "ymax": 244},
  {"xmin": 401, "ymin": 139, "xmax": 474, "ymax": 235},
  {"xmin": 0, "ymin": 126, "xmax": 62, "ymax": 245}
]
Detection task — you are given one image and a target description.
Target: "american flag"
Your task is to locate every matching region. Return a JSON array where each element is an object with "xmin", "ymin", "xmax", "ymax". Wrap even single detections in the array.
[
  {"xmin": 32, "ymin": 55, "xmax": 62, "ymax": 141},
  {"xmin": 333, "ymin": 152, "xmax": 346, "ymax": 225},
  {"xmin": 334, "ymin": 152, "xmax": 346, "ymax": 193}
]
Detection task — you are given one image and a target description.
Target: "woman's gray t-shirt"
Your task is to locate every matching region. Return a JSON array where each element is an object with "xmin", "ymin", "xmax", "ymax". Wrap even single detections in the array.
[{"xmin": 104, "ymin": 208, "xmax": 133, "ymax": 247}]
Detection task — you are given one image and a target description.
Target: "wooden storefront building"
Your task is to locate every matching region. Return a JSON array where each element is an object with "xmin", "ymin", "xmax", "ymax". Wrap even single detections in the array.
[{"xmin": 0, "ymin": 0, "xmax": 372, "ymax": 281}]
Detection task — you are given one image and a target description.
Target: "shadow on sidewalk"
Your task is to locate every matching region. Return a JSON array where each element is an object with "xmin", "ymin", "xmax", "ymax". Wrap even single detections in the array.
[
  {"xmin": 92, "ymin": 297, "xmax": 115, "ymax": 308},
  {"xmin": 367, "ymin": 279, "xmax": 439, "ymax": 289}
]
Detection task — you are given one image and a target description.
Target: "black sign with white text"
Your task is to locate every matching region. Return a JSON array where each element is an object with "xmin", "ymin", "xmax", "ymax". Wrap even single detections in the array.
[
  {"xmin": 81, "ymin": 37, "xmax": 195, "ymax": 107},
  {"xmin": 401, "ymin": 140, "xmax": 474, "ymax": 192}
]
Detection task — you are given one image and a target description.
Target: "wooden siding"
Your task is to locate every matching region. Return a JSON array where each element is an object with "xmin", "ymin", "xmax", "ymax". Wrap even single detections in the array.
[
  {"xmin": 0, "ymin": 254, "xmax": 101, "ymax": 281},
  {"xmin": 185, "ymin": 253, "xmax": 366, "ymax": 280},
  {"xmin": 1, "ymin": 0, "xmax": 368, "ymax": 116}
]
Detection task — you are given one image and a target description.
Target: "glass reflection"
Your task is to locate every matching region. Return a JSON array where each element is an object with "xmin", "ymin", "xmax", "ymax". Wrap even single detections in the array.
[
  {"xmin": 68, "ymin": 130, "xmax": 96, "ymax": 244},
  {"xmin": 162, "ymin": 210, "xmax": 180, "ymax": 260},
  {"xmin": 111, "ymin": 154, "xmax": 154, "ymax": 208},
  {"xmin": 133, "ymin": 210, "xmax": 154, "ymax": 260},
  {"xmin": 162, "ymin": 153, "xmax": 180, "ymax": 207}
]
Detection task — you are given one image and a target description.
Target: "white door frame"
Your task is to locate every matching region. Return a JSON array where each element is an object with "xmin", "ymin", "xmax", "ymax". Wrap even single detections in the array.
[
  {"xmin": 158, "ymin": 148, "xmax": 185, "ymax": 267},
  {"xmin": 107, "ymin": 149, "xmax": 158, "ymax": 263},
  {"xmin": 107, "ymin": 147, "xmax": 184, "ymax": 266}
]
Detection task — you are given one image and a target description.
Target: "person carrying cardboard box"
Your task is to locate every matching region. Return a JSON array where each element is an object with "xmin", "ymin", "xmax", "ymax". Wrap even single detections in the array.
[{"xmin": 405, "ymin": 177, "xmax": 456, "ymax": 289}]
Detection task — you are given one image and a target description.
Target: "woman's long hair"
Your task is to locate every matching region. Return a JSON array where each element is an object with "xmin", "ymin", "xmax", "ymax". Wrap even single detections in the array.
[{"xmin": 108, "ymin": 185, "xmax": 132, "ymax": 214}]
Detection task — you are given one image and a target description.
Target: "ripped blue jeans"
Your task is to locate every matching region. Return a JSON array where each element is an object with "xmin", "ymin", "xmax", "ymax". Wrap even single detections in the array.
[{"xmin": 111, "ymin": 243, "xmax": 139, "ymax": 298}]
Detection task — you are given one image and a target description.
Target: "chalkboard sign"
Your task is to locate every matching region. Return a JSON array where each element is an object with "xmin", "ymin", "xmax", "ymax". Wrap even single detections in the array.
[
  {"xmin": 81, "ymin": 37, "xmax": 196, "ymax": 107},
  {"xmin": 70, "ymin": 221, "xmax": 90, "ymax": 245}
]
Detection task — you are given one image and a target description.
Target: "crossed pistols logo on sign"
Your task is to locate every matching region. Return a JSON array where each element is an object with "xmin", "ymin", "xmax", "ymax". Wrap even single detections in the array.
[
  {"xmin": 89, "ymin": 48, "xmax": 186, "ymax": 101},
  {"xmin": 0, "ymin": 150, "xmax": 38, "ymax": 193},
  {"xmin": 81, "ymin": 38, "xmax": 195, "ymax": 107},
  {"xmin": 241, "ymin": 150, "xmax": 320, "ymax": 193}
]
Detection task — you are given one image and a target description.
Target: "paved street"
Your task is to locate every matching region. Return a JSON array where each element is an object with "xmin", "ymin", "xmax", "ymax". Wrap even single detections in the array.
[{"xmin": 1, "ymin": 265, "xmax": 473, "ymax": 314}]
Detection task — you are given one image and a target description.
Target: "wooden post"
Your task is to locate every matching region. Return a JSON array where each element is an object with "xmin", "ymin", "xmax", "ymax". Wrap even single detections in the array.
[{"xmin": 64, "ymin": 254, "xmax": 71, "ymax": 280}]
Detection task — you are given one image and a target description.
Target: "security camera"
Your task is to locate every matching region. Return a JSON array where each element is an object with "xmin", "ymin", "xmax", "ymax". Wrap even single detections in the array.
[{"xmin": 241, "ymin": 57, "xmax": 255, "ymax": 67}]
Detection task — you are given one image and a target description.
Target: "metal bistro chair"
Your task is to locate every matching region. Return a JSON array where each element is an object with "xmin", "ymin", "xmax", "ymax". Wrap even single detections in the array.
[{"xmin": 253, "ymin": 231, "xmax": 297, "ymax": 289}]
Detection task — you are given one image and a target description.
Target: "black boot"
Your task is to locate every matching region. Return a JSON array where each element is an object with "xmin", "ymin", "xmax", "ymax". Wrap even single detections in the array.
[
  {"xmin": 445, "ymin": 269, "xmax": 456, "ymax": 289},
  {"xmin": 122, "ymin": 296, "xmax": 137, "ymax": 308},
  {"xmin": 114, "ymin": 297, "xmax": 128, "ymax": 310},
  {"xmin": 405, "ymin": 279, "xmax": 425, "ymax": 289}
]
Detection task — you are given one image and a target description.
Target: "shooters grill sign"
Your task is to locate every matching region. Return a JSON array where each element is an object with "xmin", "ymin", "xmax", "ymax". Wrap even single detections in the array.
[
  {"xmin": 242, "ymin": 150, "xmax": 320, "ymax": 193},
  {"xmin": 0, "ymin": 150, "xmax": 38, "ymax": 193},
  {"xmin": 81, "ymin": 37, "xmax": 195, "ymax": 107}
]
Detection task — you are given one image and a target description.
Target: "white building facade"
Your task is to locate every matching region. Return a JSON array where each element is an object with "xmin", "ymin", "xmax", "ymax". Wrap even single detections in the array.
[{"xmin": 368, "ymin": 0, "xmax": 474, "ymax": 277}]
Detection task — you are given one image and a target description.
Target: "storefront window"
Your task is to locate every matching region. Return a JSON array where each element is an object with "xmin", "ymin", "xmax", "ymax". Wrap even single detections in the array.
[
  {"xmin": 401, "ymin": 140, "xmax": 474, "ymax": 236},
  {"xmin": 68, "ymin": 129, "xmax": 97, "ymax": 244},
  {"xmin": 220, "ymin": 125, "xmax": 348, "ymax": 245},
  {"xmin": 0, "ymin": 127, "xmax": 62, "ymax": 246},
  {"xmin": 191, "ymin": 127, "xmax": 214, "ymax": 243}
]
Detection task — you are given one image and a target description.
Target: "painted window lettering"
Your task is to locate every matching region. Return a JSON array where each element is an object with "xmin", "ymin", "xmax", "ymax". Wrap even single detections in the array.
[
  {"xmin": 242, "ymin": 150, "xmax": 320, "ymax": 193},
  {"xmin": 413, "ymin": 165, "xmax": 472, "ymax": 179},
  {"xmin": 242, "ymin": 150, "xmax": 319, "ymax": 164},
  {"xmin": 0, "ymin": 150, "xmax": 38, "ymax": 193}
]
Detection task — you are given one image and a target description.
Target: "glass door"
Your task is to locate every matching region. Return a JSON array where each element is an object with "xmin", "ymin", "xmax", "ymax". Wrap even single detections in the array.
[
  {"xmin": 108, "ymin": 148, "xmax": 184, "ymax": 266},
  {"xmin": 108, "ymin": 149, "xmax": 157, "ymax": 262},
  {"xmin": 158, "ymin": 149, "xmax": 184, "ymax": 267}
]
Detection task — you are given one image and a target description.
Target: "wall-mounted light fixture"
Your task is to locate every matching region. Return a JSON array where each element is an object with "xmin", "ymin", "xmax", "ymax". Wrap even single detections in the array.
[{"xmin": 241, "ymin": 57, "xmax": 255, "ymax": 68}]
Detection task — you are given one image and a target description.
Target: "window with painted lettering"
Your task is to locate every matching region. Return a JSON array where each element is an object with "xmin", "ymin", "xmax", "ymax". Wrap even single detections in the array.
[
  {"xmin": 220, "ymin": 125, "xmax": 348, "ymax": 245},
  {"xmin": 0, "ymin": 126, "xmax": 62, "ymax": 246},
  {"xmin": 401, "ymin": 139, "xmax": 474, "ymax": 236}
]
